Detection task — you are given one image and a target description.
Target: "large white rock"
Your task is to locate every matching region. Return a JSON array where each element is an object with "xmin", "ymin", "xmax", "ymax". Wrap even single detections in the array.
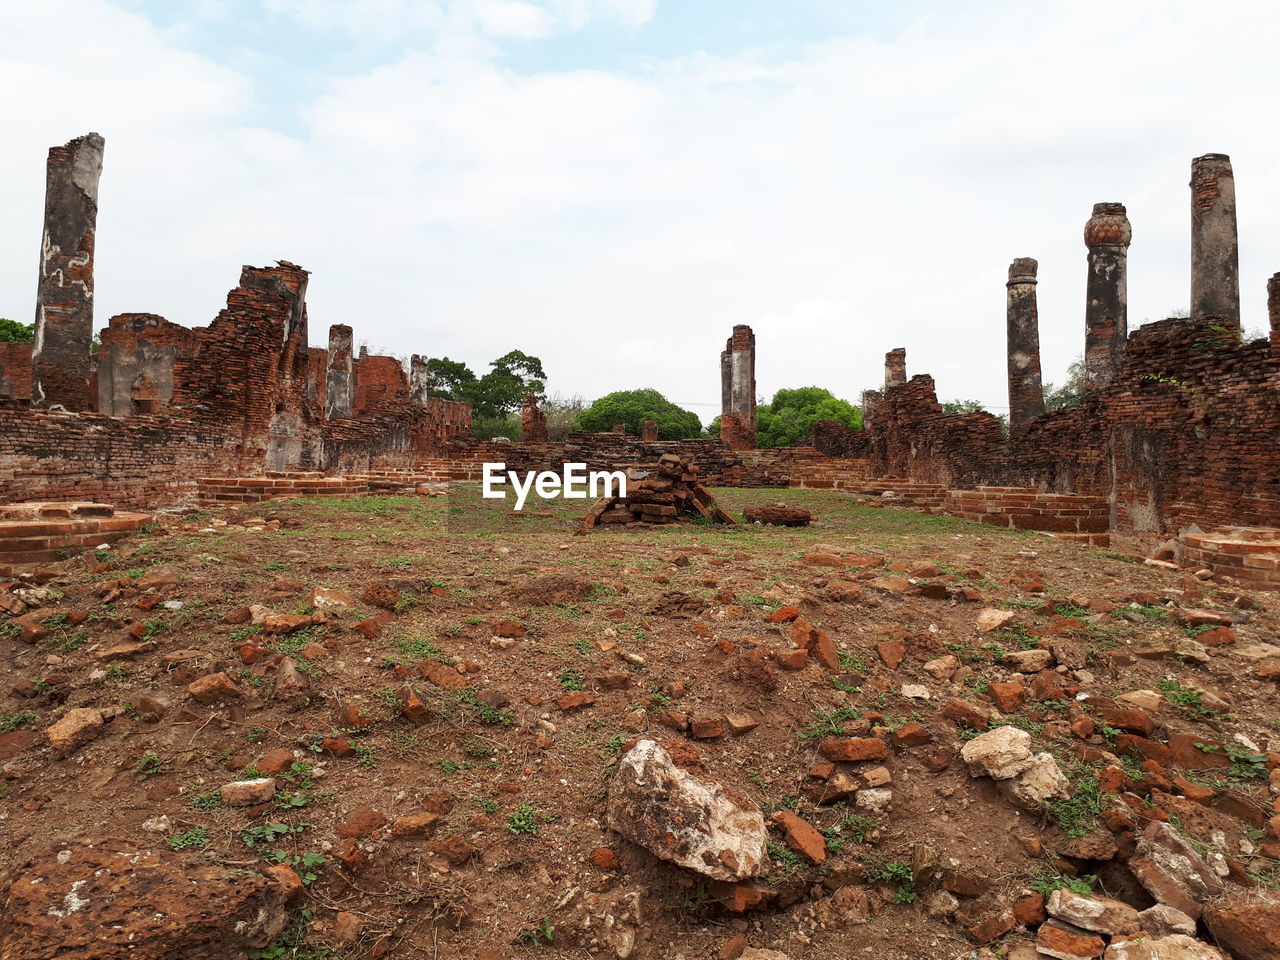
[
  {"xmin": 1046, "ymin": 888, "xmax": 1141, "ymax": 935},
  {"xmin": 607, "ymin": 739, "xmax": 768, "ymax": 881},
  {"xmin": 1103, "ymin": 934, "xmax": 1227, "ymax": 959},
  {"xmin": 960, "ymin": 726, "xmax": 1034, "ymax": 780},
  {"xmin": 1007, "ymin": 752, "xmax": 1072, "ymax": 809}
]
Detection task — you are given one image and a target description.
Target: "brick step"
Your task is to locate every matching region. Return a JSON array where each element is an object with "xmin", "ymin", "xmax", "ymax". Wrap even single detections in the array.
[{"xmin": 0, "ymin": 504, "xmax": 150, "ymax": 576}]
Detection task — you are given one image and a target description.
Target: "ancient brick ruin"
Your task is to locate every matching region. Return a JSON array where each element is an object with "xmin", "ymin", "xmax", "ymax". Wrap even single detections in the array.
[
  {"xmin": 2, "ymin": 135, "xmax": 1278, "ymax": 581},
  {"xmin": 0, "ymin": 135, "xmax": 470, "ymax": 509}
]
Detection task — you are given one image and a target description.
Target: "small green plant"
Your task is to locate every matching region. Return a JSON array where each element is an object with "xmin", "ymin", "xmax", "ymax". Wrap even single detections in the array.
[
  {"xmin": 864, "ymin": 858, "xmax": 916, "ymax": 901},
  {"xmin": 557, "ymin": 667, "xmax": 586, "ymax": 691},
  {"xmin": 1155, "ymin": 678, "xmax": 1223, "ymax": 721},
  {"xmin": 1225, "ymin": 745, "xmax": 1268, "ymax": 780},
  {"xmin": 821, "ymin": 813, "xmax": 878, "ymax": 854},
  {"xmin": 353, "ymin": 744, "xmax": 378, "ymax": 769},
  {"xmin": 135, "ymin": 753, "xmax": 167, "ymax": 780},
  {"xmin": 168, "ymin": 826, "xmax": 209, "ymax": 851},
  {"xmin": 766, "ymin": 838, "xmax": 803, "ymax": 868},
  {"xmin": 1031, "ymin": 870, "xmax": 1097, "ymax": 896},
  {"xmin": 517, "ymin": 916, "xmax": 554, "ymax": 945},
  {"xmin": 508, "ymin": 803, "xmax": 541, "ymax": 836},
  {"xmin": 189, "ymin": 791, "xmax": 223, "ymax": 810},
  {"xmin": 1048, "ymin": 772, "xmax": 1102, "ymax": 838},
  {"xmin": 0, "ymin": 711, "xmax": 35, "ymax": 732},
  {"xmin": 241, "ymin": 822, "xmax": 308, "ymax": 849}
]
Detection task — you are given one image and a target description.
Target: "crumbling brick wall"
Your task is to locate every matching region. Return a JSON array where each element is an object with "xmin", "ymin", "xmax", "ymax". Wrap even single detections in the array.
[
  {"xmin": 353, "ymin": 355, "xmax": 410, "ymax": 413},
  {"xmin": 97, "ymin": 313, "xmax": 198, "ymax": 415}
]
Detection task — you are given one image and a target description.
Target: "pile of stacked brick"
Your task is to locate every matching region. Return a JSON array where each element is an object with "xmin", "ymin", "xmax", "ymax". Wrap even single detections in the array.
[
  {"xmin": 1182, "ymin": 527, "xmax": 1280, "ymax": 590},
  {"xmin": 580, "ymin": 454, "xmax": 737, "ymax": 530}
]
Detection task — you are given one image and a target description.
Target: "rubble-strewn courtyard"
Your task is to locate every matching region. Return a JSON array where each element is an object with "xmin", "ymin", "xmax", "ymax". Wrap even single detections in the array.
[{"xmin": 2, "ymin": 486, "xmax": 1278, "ymax": 959}]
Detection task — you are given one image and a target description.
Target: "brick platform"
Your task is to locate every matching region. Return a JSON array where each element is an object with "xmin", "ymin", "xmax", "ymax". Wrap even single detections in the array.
[
  {"xmin": 944, "ymin": 486, "xmax": 1109, "ymax": 534},
  {"xmin": 1182, "ymin": 527, "xmax": 1280, "ymax": 589},
  {"xmin": 0, "ymin": 502, "xmax": 151, "ymax": 574},
  {"xmin": 848, "ymin": 479, "xmax": 948, "ymax": 509},
  {"xmin": 197, "ymin": 473, "xmax": 369, "ymax": 503}
]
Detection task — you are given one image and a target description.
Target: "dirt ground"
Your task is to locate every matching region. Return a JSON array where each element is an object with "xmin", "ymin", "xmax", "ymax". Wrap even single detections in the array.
[{"xmin": 1, "ymin": 486, "xmax": 1277, "ymax": 959}]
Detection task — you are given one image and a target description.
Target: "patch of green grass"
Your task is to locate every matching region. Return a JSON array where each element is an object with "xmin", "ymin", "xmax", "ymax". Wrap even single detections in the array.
[
  {"xmin": 394, "ymin": 633, "xmax": 453, "ymax": 664},
  {"xmin": 864, "ymin": 858, "xmax": 916, "ymax": 901},
  {"xmin": 0, "ymin": 711, "xmax": 35, "ymax": 732},
  {"xmin": 1130, "ymin": 603, "xmax": 1168, "ymax": 619},
  {"xmin": 557, "ymin": 667, "xmax": 586, "ymax": 691},
  {"xmin": 189, "ymin": 791, "xmax": 223, "ymax": 810},
  {"xmin": 517, "ymin": 916, "xmax": 554, "ymax": 946},
  {"xmin": 241, "ymin": 822, "xmax": 308, "ymax": 849},
  {"xmin": 168, "ymin": 826, "xmax": 209, "ymax": 851},
  {"xmin": 135, "ymin": 753, "xmax": 167, "ymax": 780},
  {"xmin": 796, "ymin": 707, "xmax": 862, "ymax": 741},
  {"xmin": 766, "ymin": 838, "xmax": 803, "ymax": 868},
  {"xmin": 821, "ymin": 813, "xmax": 878, "ymax": 854},
  {"xmin": 1048, "ymin": 771, "xmax": 1102, "ymax": 839},
  {"xmin": 1053, "ymin": 603, "xmax": 1091, "ymax": 619},
  {"xmin": 1155, "ymin": 678, "xmax": 1224, "ymax": 721},
  {"xmin": 1032, "ymin": 870, "xmax": 1097, "ymax": 896}
]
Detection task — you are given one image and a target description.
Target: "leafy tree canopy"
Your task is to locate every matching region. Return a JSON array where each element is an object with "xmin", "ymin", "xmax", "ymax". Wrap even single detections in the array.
[
  {"xmin": 1043, "ymin": 356, "xmax": 1086, "ymax": 412},
  {"xmin": 756, "ymin": 387, "xmax": 861, "ymax": 448},
  {"xmin": 574, "ymin": 388, "xmax": 702, "ymax": 440},
  {"xmin": 417, "ymin": 350, "xmax": 547, "ymax": 421},
  {"xmin": 941, "ymin": 399, "xmax": 986, "ymax": 415},
  {"xmin": 0, "ymin": 318, "xmax": 34, "ymax": 343}
]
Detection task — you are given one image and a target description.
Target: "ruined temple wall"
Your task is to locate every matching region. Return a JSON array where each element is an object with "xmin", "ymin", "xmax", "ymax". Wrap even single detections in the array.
[
  {"xmin": 0, "ymin": 343, "xmax": 33, "ymax": 401},
  {"xmin": 325, "ymin": 396, "xmax": 472, "ymax": 473},
  {"xmin": 1101, "ymin": 318, "xmax": 1280, "ymax": 547},
  {"xmin": 0, "ymin": 408, "xmax": 247, "ymax": 507}
]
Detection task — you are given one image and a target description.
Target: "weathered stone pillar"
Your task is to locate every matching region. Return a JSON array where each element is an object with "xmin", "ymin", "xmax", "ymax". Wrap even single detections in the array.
[
  {"xmin": 325, "ymin": 324, "xmax": 353, "ymax": 419},
  {"xmin": 409, "ymin": 354, "xmax": 430, "ymax": 405},
  {"xmin": 1083, "ymin": 202, "xmax": 1132, "ymax": 389},
  {"xmin": 32, "ymin": 132, "xmax": 104, "ymax": 410},
  {"xmin": 642, "ymin": 420, "xmax": 658, "ymax": 442},
  {"xmin": 1190, "ymin": 153, "xmax": 1240, "ymax": 328},
  {"xmin": 1006, "ymin": 257, "xmax": 1045, "ymax": 429},
  {"xmin": 884, "ymin": 348, "xmax": 906, "ymax": 389},
  {"xmin": 1268, "ymin": 272, "xmax": 1280, "ymax": 361}
]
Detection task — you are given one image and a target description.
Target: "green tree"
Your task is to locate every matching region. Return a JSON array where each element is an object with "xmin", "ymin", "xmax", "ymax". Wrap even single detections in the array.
[
  {"xmin": 1043, "ymin": 356, "xmax": 1086, "ymax": 411},
  {"xmin": 0, "ymin": 318, "xmax": 35, "ymax": 343},
  {"xmin": 542, "ymin": 392, "xmax": 586, "ymax": 442},
  {"xmin": 420, "ymin": 357, "xmax": 477, "ymax": 401},
  {"xmin": 941, "ymin": 399, "xmax": 986, "ymax": 415},
  {"xmin": 465, "ymin": 350, "xmax": 546, "ymax": 420},
  {"xmin": 574, "ymin": 388, "xmax": 702, "ymax": 439},
  {"xmin": 756, "ymin": 387, "xmax": 861, "ymax": 448}
]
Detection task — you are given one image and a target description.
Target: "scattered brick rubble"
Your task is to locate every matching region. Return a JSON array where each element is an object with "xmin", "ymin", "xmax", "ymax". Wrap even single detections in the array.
[{"xmin": 581, "ymin": 453, "xmax": 738, "ymax": 530}]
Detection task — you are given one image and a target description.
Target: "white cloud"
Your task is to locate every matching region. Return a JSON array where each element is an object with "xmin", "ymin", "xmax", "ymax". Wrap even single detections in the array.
[{"xmin": 1, "ymin": 0, "xmax": 1279, "ymax": 423}]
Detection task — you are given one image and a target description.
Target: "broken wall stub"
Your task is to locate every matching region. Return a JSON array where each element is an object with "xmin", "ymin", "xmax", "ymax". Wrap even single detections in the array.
[
  {"xmin": 720, "ymin": 324, "xmax": 757, "ymax": 449},
  {"xmin": 883, "ymin": 348, "xmax": 907, "ymax": 389},
  {"xmin": 409, "ymin": 355, "xmax": 431, "ymax": 406},
  {"xmin": 97, "ymin": 314, "xmax": 198, "ymax": 416},
  {"xmin": 32, "ymin": 133, "xmax": 104, "ymax": 411},
  {"xmin": 520, "ymin": 393, "xmax": 548, "ymax": 443},
  {"xmin": 1190, "ymin": 153, "xmax": 1240, "ymax": 328},
  {"xmin": 0, "ymin": 343, "xmax": 33, "ymax": 402}
]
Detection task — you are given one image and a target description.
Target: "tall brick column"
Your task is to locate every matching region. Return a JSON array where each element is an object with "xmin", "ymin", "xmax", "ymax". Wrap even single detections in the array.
[
  {"xmin": 32, "ymin": 132, "xmax": 104, "ymax": 410},
  {"xmin": 325, "ymin": 324, "xmax": 353, "ymax": 419},
  {"xmin": 409, "ymin": 354, "xmax": 430, "ymax": 405},
  {"xmin": 720, "ymin": 324, "xmax": 756, "ymax": 449},
  {"xmin": 1190, "ymin": 153, "xmax": 1240, "ymax": 328},
  {"xmin": 884, "ymin": 348, "xmax": 906, "ymax": 389},
  {"xmin": 1268, "ymin": 272, "xmax": 1280, "ymax": 361},
  {"xmin": 1006, "ymin": 257, "xmax": 1045, "ymax": 429},
  {"xmin": 1083, "ymin": 202, "xmax": 1131, "ymax": 389},
  {"xmin": 860, "ymin": 390, "xmax": 880, "ymax": 429}
]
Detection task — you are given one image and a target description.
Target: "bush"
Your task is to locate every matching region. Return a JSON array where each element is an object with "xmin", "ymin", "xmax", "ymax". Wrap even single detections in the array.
[
  {"xmin": 574, "ymin": 389, "xmax": 701, "ymax": 440},
  {"xmin": 0, "ymin": 318, "xmax": 35, "ymax": 343},
  {"xmin": 756, "ymin": 387, "xmax": 860, "ymax": 448}
]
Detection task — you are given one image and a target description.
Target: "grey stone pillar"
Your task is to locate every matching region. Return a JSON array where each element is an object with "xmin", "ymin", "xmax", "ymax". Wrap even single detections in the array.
[
  {"xmin": 409, "ymin": 354, "xmax": 430, "ymax": 405},
  {"xmin": 1083, "ymin": 202, "xmax": 1132, "ymax": 389},
  {"xmin": 325, "ymin": 324, "xmax": 353, "ymax": 419},
  {"xmin": 32, "ymin": 132, "xmax": 104, "ymax": 411},
  {"xmin": 1190, "ymin": 153, "xmax": 1240, "ymax": 328},
  {"xmin": 860, "ymin": 389, "xmax": 881, "ymax": 429},
  {"xmin": 884, "ymin": 348, "xmax": 906, "ymax": 389},
  {"xmin": 1006, "ymin": 257, "xmax": 1045, "ymax": 429}
]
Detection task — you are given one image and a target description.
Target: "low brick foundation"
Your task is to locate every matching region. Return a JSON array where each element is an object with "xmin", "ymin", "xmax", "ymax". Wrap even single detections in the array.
[
  {"xmin": 0, "ymin": 502, "xmax": 151, "ymax": 574},
  {"xmin": 1182, "ymin": 527, "xmax": 1280, "ymax": 589},
  {"xmin": 197, "ymin": 473, "xmax": 369, "ymax": 504},
  {"xmin": 943, "ymin": 486, "xmax": 1109, "ymax": 534}
]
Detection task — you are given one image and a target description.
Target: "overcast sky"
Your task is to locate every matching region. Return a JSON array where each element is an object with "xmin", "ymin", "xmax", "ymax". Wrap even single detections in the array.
[{"xmin": 2, "ymin": 0, "xmax": 1278, "ymax": 424}]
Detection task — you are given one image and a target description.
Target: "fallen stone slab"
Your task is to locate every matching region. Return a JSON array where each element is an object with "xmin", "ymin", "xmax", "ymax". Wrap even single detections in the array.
[{"xmin": 607, "ymin": 739, "xmax": 768, "ymax": 882}]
